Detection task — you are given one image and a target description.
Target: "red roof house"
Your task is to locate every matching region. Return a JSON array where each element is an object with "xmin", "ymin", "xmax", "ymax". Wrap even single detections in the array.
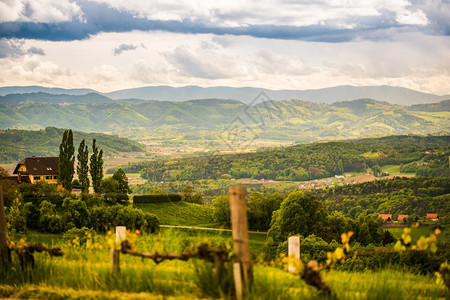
[
  {"xmin": 397, "ymin": 215, "xmax": 408, "ymax": 221},
  {"xmin": 426, "ymin": 214, "xmax": 438, "ymax": 221},
  {"xmin": 378, "ymin": 214, "xmax": 392, "ymax": 221}
]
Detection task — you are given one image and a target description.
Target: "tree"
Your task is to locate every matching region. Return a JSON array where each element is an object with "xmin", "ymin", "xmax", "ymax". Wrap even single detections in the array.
[
  {"xmin": 58, "ymin": 129, "xmax": 75, "ymax": 191},
  {"xmin": 0, "ymin": 167, "xmax": 17, "ymax": 208},
  {"xmin": 266, "ymin": 191, "xmax": 328, "ymax": 244},
  {"xmin": 213, "ymin": 195, "xmax": 230, "ymax": 226},
  {"xmin": 77, "ymin": 139, "xmax": 90, "ymax": 193},
  {"xmin": 101, "ymin": 169, "xmax": 131, "ymax": 205},
  {"xmin": 90, "ymin": 139, "xmax": 103, "ymax": 193},
  {"xmin": 181, "ymin": 185, "xmax": 203, "ymax": 204}
]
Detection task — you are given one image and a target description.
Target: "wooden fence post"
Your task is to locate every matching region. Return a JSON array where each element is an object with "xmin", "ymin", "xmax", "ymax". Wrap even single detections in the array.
[
  {"xmin": 229, "ymin": 186, "xmax": 253, "ymax": 297},
  {"xmin": 288, "ymin": 236, "xmax": 300, "ymax": 273},
  {"xmin": 0, "ymin": 186, "xmax": 11, "ymax": 270},
  {"xmin": 111, "ymin": 226, "xmax": 126, "ymax": 273}
]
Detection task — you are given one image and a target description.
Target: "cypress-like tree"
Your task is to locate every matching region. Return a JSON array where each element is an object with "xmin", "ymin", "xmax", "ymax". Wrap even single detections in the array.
[
  {"xmin": 58, "ymin": 129, "xmax": 75, "ymax": 191},
  {"xmin": 90, "ymin": 139, "xmax": 104, "ymax": 193},
  {"xmin": 77, "ymin": 139, "xmax": 90, "ymax": 193}
]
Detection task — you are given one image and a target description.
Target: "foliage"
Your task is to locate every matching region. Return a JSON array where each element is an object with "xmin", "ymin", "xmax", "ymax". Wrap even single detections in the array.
[
  {"xmin": 133, "ymin": 193, "xmax": 181, "ymax": 204},
  {"xmin": 181, "ymin": 185, "xmax": 203, "ymax": 204},
  {"xmin": 0, "ymin": 127, "xmax": 145, "ymax": 163},
  {"xmin": 0, "ymin": 167, "xmax": 17, "ymax": 208},
  {"xmin": 90, "ymin": 139, "xmax": 103, "ymax": 193},
  {"xmin": 58, "ymin": 129, "xmax": 75, "ymax": 191},
  {"xmin": 76, "ymin": 139, "xmax": 90, "ymax": 193},
  {"xmin": 101, "ymin": 169, "xmax": 131, "ymax": 205},
  {"xmin": 62, "ymin": 227, "xmax": 95, "ymax": 246},
  {"xmin": 314, "ymin": 177, "xmax": 450, "ymax": 219},
  {"xmin": 267, "ymin": 191, "xmax": 328, "ymax": 244},
  {"xmin": 212, "ymin": 195, "xmax": 230, "ymax": 227}
]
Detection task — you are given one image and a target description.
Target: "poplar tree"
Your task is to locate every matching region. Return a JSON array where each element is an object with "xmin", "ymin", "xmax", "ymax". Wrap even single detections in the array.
[
  {"xmin": 77, "ymin": 139, "xmax": 90, "ymax": 193},
  {"xmin": 58, "ymin": 129, "xmax": 75, "ymax": 191},
  {"xmin": 90, "ymin": 139, "xmax": 104, "ymax": 193}
]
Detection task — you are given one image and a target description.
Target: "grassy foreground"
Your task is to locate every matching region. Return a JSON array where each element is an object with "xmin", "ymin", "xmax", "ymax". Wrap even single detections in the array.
[{"xmin": 1, "ymin": 230, "xmax": 448, "ymax": 299}]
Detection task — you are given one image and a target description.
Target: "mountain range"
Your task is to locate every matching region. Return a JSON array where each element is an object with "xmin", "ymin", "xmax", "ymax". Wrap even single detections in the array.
[{"xmin": 1, "ymin": 85, "xmax": 449, "ymax": 105}]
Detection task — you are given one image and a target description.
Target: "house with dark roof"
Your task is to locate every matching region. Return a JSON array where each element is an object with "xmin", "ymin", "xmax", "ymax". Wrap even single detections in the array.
[{"xmin": 13, "ymin": 156, "xmax": 59, "ymax": 184}]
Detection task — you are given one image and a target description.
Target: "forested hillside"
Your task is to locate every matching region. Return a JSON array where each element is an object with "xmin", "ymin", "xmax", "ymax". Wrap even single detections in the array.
[
  {"xmin": 1, "ymin": 98, "xmax": 448, "ymax": 143},
  {"xmin": 313, "ymin": 177, "xmax": 449, "ymax": 218},
  {"xmin": 0, "ymin": 127, "xmax": 145, "ymax": 162},
  {"xmin": 120, "ymin": 135, "xmax": 449, "ymax": 181}
]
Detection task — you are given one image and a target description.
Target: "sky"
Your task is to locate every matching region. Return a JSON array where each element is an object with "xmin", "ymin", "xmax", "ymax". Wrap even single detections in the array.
[{"xmin": 0, "ymin": 0, "xmax": 449, "ymax": 95}]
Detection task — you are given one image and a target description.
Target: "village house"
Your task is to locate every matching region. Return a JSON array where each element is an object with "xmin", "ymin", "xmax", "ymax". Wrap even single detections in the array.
[
  {"xmin": 426, "ymin": 214, "xmax": 438, "ymax": 221},
  {"xmin": 13, "ymin": 156, "xmax": 59, "ymax": 185},
  {"xmin": 397, "ymin": 215, "xmax": 408, "ymax": 221},
  {"xmin": 378, "ymin": 214, "xmax": 392, "ymax": 222}
]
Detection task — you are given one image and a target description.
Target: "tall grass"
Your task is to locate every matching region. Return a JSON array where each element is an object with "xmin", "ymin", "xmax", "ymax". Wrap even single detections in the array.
[{"xmin": 1, "ymin": 230, "xmax": 448, "ymax": 299}]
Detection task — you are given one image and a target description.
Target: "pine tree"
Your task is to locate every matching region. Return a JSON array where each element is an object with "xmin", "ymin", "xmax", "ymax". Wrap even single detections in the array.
[
  {"xmin": 58, "ymin": 129, "xmax": 75, "ymax": 191},
  {"xmin": 90, "ymin": 139, "xmax": 104, "ymax": 193},
  {"xmin": 77, "ymin": 139, "xmax": 90, "ymax": 193}
]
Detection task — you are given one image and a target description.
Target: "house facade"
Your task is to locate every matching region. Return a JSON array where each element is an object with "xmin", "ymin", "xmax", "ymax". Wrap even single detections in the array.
[{"xmin": 13, "ymin": 156, "xmax": 59, "ymax": 184}]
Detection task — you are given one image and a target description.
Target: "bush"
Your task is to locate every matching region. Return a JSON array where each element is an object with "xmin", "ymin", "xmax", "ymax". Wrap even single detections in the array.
[
  {"xmin": 63, "ymin": 227, "xmax": 95, "ymax": 246},
  {"xmin": 144, "ymin": 212, "xmax": 159, "ymax": 233},
  {"xmin": 61, "ymin": 198, "xmax": 90, "ymax": 231},
  {"xmin": 133, "ymin": 194, "xmax": 181, "ymax": 204},
  {"xmin": 38, "ymin": 200, "xmax": 63, "ymax": 233}
]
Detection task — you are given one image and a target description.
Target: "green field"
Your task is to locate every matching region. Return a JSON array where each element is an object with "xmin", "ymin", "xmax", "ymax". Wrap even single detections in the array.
[
  {"xmin": 1, "ymin": 230, "xmax": 447, "ymax": 299},
  {"xmin": 135, "ymin": 202, "xmax": 216, "ymax": 227},
  {"xmin": 386, "ymin": 226, "xmax": 445, "ymax": 243}
]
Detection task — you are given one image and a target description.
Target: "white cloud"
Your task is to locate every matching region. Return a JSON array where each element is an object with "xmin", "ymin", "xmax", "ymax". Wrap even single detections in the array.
[
  {"xmin": 396, "ymin": 9, "xmax": 429, "ymax": 25},
  {"xmin": 1, "ymin": 30, "xmax": 449, "ymax": 95},
  {"xmin": 0, "ymin": 0, "xmax": 84, "ymax": 23}
]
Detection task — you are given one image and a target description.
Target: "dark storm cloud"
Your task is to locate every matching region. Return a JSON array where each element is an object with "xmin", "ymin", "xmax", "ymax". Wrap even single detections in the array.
[{"xmin": 0, "ymin": 1, "xmax": 448, "ymax": 42}]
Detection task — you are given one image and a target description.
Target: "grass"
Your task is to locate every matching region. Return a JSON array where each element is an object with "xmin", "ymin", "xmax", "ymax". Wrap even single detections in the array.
[
  {"xmin": 135, "ymin": 202, "xmax": 216, "ymax": 227},
  {"xmin": 386, "ymin": 226, "xmax": 439, "ymax": 243},
  {"xmin": 1, "ymin": 229, "xmax": 447, "ymax": 299}
]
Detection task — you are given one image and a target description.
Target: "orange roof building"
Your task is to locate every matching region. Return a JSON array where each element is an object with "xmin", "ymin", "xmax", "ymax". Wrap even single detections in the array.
[
  {"xmin": 426, "ymin": 214, "xmax": 438, "ymax": 221},
  {"xmin": 378, "ymin": 214, "xmax": 392, "ymax": 221},
  {"xmin": 397, "ymin": 215, "xmax": 408, "ymax": 221}
]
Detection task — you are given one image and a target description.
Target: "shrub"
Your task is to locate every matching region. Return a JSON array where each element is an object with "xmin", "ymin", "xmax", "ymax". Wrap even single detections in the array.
[
  {"xmin": 143, "ymin": 212, "xmax": 159, "ymax": 233},
  {"xmin": 38, "ymin": 200, "xmax": 63, "ymax": 233},
  {"xmin": 63, "ymin": 227, "xmax": 95, "ymax": 246},
  {"xmin": 133, "ymin": 194, "xmax": 181, "ymax": 204}
]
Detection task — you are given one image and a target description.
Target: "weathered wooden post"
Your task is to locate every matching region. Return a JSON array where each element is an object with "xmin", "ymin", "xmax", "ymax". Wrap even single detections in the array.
[
  {"xmin": 111, "ymin": 226, "xmax": 126, "ymax": 273},
  {"xmin": 229, "ymin": 186, "xmax": 252, "ymax": 298},
  {"xmin": 0, "ymin": 186, "xmax": 11, "ymax": 270},
  {"xmin": 288, "ymin": 236, "xmax": 300, "ymax": 273}
]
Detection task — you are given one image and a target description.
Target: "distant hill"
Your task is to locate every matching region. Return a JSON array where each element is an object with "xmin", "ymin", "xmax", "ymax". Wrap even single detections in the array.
[
  {"xmin": 0, "ymin": 92, "xmax": 112, "ymax": 106},
  {"xmin": 408, "ymin": 100, "xmax": 450, "ymax": 112},
  {"xmin": 104, "ymin": 85, "xmax": 449, "ymax": 105},
  {"xmin": 0, "ymin": 86, "xmax": 96, "ymax": 96},
  {"xmin": 1, "ymin": 85, "xmax": 448, "ymax": 105},
  {"xmin": 0, "ymin": 98, "xmax": 448, "ymax": 144},
  {"xmin": 0, "ymin": 127, "xmax": 145, "ymax": 163}
]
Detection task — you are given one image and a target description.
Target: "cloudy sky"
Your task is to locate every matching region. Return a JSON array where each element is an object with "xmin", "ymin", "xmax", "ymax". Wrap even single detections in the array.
[{"xmin": 0, "ymin": 0, "xmax": 449, "ymax": 94}]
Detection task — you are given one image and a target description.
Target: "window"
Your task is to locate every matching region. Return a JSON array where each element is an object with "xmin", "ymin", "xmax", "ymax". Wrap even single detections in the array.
[
  {"xmin": 53, "ymin": 176, "xmax": 58, "ymax": 180},
  {"xmin": 45, "ymin": 175, "xmax": 52, "ymax": 180},
  {"xmin": 33, "ymin": 176, "xmax": 41, "ymax": 181}
]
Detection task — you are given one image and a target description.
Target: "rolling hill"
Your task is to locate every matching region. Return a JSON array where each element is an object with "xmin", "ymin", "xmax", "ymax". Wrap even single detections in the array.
[
  {"xmin": 0, "ymin": 98, "xmax": 448, "ymax": 148},
  {"xmin": 0, "ymin": 127, "xmax": 145, "ymax": 163}
]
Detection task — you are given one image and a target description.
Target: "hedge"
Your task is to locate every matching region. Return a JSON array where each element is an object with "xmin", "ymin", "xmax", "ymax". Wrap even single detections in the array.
[{"xmin": 133, "ymin": 193, "xmax": 182, "ymax": 204}]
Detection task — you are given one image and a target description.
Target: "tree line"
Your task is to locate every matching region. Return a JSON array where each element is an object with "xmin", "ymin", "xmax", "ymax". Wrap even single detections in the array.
[{"xmin": 116, "ymin": 136, "xmax": 448, "ymax": 183}]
